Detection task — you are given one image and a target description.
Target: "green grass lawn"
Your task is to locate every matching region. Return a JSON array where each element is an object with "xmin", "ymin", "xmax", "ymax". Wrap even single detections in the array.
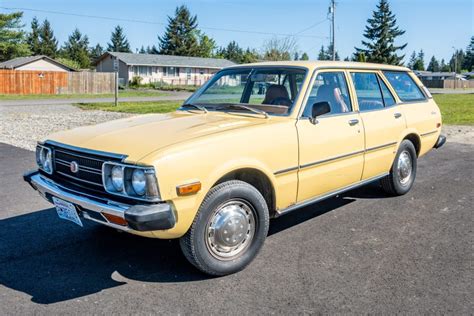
[
  {"xmin": 433, "ymin": 94, "xmax": 474, "ymax": 125},
  {"xmin": 76, "ymin": 93, "xmax": 473, "ymax": 125},
  {"xmin": 0, "ymin": 90, "xmax": 168, "ymax": 100},
  {"xmin": 77, "ymin": 100, "xmax": 183, "ymax": 114}
]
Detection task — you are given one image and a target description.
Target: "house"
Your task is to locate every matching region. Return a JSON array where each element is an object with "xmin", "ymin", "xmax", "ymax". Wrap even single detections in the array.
[
  {"xmin": 414, "ymin": 70, "xmax": 474, "ymax": 89},
  {"xmin": 0, "ymin": 55, "xmax": 76, "ymax": 72},
  {"xmin": 95, "ymin": 52, "xmax": 235, "ymax": 86},
  {"xmin": 414, "ymin": 71, "xmax": 465, "ymax": 81}
]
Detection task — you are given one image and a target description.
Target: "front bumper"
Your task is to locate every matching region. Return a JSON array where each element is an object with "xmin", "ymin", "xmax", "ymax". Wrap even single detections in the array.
[{"xmin": 23, "ymin": 171, "xmax": 176, "ymax": 232}]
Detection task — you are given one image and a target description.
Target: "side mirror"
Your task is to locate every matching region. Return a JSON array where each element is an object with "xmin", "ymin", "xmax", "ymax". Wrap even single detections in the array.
[{"xmin": 310, "ymin": 101, "xmax": 331, "ymax": 124}]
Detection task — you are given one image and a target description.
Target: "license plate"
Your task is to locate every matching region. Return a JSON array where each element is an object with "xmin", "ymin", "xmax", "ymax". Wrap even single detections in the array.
[{"xmin": 52, "ymin": 197, "xmax": 83, "ymax": 227}]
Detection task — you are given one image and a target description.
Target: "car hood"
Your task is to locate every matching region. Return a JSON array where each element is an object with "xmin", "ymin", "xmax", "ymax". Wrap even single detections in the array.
[{"xmin": 46, "ymin": 111, "xmax": 266, "ymax": 162}]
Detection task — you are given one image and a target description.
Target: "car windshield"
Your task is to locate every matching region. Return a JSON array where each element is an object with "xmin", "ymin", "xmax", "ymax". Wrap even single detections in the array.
[{"xmin": 183, "ymin": 67, "xmax": 307, "ymax": 116}]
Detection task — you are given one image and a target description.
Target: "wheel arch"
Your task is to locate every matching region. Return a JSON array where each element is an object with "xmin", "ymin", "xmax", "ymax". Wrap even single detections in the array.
[
  {"xmin": 212, "ymin": 167, "xmax": 277, "ymax": 218},
  {"xmin": 399, "ymin": 131, "xmax": 421, "ymax": 157}
]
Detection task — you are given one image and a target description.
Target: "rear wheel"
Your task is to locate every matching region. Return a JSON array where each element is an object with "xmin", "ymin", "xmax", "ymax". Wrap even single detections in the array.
[
  {"xmin": 179, "ymin": 180, "xmax": 269, "ymax": 276},
  {"xmin": 381, "ymin": 140, "xmax": 417, "ymax": 196}
]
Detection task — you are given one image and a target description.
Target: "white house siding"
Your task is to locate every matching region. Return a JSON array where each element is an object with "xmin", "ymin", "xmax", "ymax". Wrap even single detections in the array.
[
  {"xmin": 16, "ymin": 59, "xmax": 69, "ymax": 72},
  {"xmin": 128, "ymin": 65, "xmax": 217, "ymax": 86}
]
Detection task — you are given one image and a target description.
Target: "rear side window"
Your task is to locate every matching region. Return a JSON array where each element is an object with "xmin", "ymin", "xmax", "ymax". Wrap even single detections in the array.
[
  {"xmin": 383, "ymin": 71, "xmax": 426, "ymax": 102},
  {"xmin": 350, "ymin": 72, "xmax": 385, "ymax": 111}
]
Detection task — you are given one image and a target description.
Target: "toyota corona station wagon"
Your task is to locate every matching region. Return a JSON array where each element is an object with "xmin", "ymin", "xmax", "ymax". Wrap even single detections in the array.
[{"xmin": 25, "ymin": 61, "xmax": 446, "ymax": 276}]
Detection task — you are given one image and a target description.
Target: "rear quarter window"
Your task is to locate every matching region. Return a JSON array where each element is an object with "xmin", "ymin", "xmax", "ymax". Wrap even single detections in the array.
[{"xmin": 383, "ymin": 71, "xmax": 426, "ymax": 102}]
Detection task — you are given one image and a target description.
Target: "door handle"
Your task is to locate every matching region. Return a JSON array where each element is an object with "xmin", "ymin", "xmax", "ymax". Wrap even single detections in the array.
[
  {"xmin": 348, "ymin": 119, "xmax": 359, "ymax": 126},
  {"xmin": 394, "ymin": 112, "xmax": 402, "ymax": 118}
]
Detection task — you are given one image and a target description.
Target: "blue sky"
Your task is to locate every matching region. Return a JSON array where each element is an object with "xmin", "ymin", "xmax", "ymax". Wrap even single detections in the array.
[{"xmin": 1, "ymin": 0, "xmax": 473, "ymax": 64}]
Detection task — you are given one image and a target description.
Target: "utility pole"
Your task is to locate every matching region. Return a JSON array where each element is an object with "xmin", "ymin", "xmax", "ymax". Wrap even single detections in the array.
[
  {"xmin": 452, "ymin": 46, "xmax": 457, "ymax": 90},
  {"xmin": 329, "ymin": 0, "xmax": 336, "ymax": 61}
]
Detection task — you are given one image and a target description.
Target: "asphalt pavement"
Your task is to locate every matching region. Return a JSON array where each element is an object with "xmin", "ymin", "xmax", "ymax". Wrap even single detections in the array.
[{"xmin": 0, "ymin": 142, "xmax": 472, "ymax": 314}]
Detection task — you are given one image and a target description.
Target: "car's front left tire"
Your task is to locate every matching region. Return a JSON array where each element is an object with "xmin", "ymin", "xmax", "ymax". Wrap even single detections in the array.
[{"xmin": 179, "ymin": 180, "xmax": 270, "ymax": 276}]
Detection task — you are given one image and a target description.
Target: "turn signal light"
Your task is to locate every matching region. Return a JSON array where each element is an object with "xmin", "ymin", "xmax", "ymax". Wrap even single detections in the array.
[
  {"xmin": 101, "ymin": 212, "xmax": 128, "ymax": 226},
  {"xmin": 177, "ymin": 182, "xmax": 202, "ymax": 196}
]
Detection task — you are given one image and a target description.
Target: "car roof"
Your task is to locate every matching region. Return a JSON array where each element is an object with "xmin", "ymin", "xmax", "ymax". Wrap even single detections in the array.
[{"xmin": 226, "ymin": 60, "xmax": 410, "ymax": 72}]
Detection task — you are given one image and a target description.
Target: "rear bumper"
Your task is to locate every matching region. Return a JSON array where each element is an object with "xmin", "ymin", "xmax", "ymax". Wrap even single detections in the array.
[
  {"xmin": 23, "ymin": 171, "xmax": 175, "ymax": 232},
  {"xmin": 434, "ymin": 134, "xmax": 446, "ymax": 149}
]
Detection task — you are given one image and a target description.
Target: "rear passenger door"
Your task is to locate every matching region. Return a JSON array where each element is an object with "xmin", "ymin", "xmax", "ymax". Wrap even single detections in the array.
[
  {"xmin": 349, "ymin": 71, "xmax": 405, "ymax": 180},
  {"xmin": 383, "ymin": 71, "xmax": 440, "ymax": 156}
]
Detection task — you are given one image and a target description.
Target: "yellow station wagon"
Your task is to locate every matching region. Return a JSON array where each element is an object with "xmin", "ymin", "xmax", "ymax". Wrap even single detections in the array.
[{"xmin": 25, "ymin": 61, "xmax": 446, "ymax": 275}]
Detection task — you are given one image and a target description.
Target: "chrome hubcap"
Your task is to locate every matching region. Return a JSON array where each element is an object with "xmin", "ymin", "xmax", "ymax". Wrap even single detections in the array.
[
  {"xmin": 398, "ymin": 150, "xmax": 412, "ymax": 185},
  {"xmin": 206, "ymin": 199, "xmax": 256, "ymax": 260}
]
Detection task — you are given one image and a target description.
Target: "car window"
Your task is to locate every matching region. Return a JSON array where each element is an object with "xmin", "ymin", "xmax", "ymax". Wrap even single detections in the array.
[
  {"xmin": 302, "ymin": 71, "xmax": 352, "ymax": 117},
  {"xmin": 383, "ymin": 71, "xmax": 426, "ymax": 102},
  {"xmin": 379, "ymin": 78, "xmax": 396, "ymax": 107},
  {"xmin": 188, "ymin": 68, "xmax": 307, "ymax": 116},
  {"xmin": 350, "ymin": 72, "xmax": 385, "ymax": 111}
]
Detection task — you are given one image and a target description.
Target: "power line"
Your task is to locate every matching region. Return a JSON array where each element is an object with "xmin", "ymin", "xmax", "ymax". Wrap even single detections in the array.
[
  {"xmin": 293, "ymin": 18, "xmax": 328, "ymax": 36},
  {"xmin": 0, "ymin": 6, "xmax": 328, "ymax": 39}
]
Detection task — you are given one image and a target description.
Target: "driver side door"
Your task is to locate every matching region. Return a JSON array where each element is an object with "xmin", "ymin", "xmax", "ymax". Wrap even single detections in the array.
[{"xmin": 296, "ymin": 70, "xmax": 365, "ymax": 203}]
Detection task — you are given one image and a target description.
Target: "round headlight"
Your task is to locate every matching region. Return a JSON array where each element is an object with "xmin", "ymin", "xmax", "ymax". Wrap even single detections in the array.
[
  {"xmin": 43, "ymin": 149, "xmax": 52, "ymax": 173},
  {"xmin": 132, "ymin": 169, "xmax": 146, "ymax": 196},
  {"xmin": 111, "ymin": 165, "xmax": 124, "ymax": 191}
]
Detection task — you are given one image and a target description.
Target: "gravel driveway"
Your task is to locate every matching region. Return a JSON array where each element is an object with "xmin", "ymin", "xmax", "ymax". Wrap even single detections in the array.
[
  {"xmin": 1, "ymin": 103, "xmax": 473, "ymax": 151},
  {"xmin": 0, "ymin": 104, "xmax": 131, "ymax": 150}
]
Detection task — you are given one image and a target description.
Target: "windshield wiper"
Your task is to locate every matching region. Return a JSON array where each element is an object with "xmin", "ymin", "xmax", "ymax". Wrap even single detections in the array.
[
  {"xmin": 215, "ymin": 103, "xmax": 269, "ymax": 118},
  {"xmin": 181, "ymin": 103, "xmax": 208, "ymax": 113}
]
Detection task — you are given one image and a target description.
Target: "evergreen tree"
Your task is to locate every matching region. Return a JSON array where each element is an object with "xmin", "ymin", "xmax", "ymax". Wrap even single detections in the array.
[
  {"xmin": 27, "ymin": 17, "xmax": 41, "ymax": 55},
  {"xmin": 354, "ymin": 0, "xmax": 406, "ymax": 65},
  {"xmin": 407, "ymin": 51, "xmax": 417, "ymax": 69},
  {"xmin": 294, "ymin": 52, "xmax": 299, "ymax": 61},
  {"xmin": 139, "ymin": 46, "xmax": 146, "ymax": 54},
  {"xmin": 147, "ymin": 45, "xmax": 159, "ymax": 54},
  {"xmin": 462, "ymin": 36, "xmax": 474, "ymax": 71},
  {"xmin": 300, "ymin": 52, "xmax": 309, "ymax": 60},
  {"xmin": 449, "ymin": 49, "xmax": 465, "ymax": 73},
  {"xmin": 412, "ymin": 49, "xmax": 425, "ymax": 70},
  {"xmin": 219, "ymin": 41, "xmax": 244, "ymax": 63},
  {"xmin": 90, "ymin": 43, "xmax": 104, "ymax": 64},
  {"xmin": 61, "ymin": 28, "xmax": 90, "ymax": 68},
  {"xmin": 318, "ymin": 45, "xmax": 328, "ymax": 60},
  {"xmin": 427, "ymin": 56, "xmax": 440, "ymax": 72},
  {"xmin": 440, "ymin": 59, "xmax": 450, "ymax": 72},
  {"xmin": 107, "ymin": 25, "xmax": 131, "ymax": 52},
  {"xmin": 344, "ymin": 57, "xmax": 350, "ymax": 61},
  {"xmin": 326, "ymin": 44, "xmax": 340, "ymax": 60},
  {"xmin": 158, "ymin": 5, "xmax": 199, "ymax": 56},
  {"xmin": 39, "ymin": 19, "xmax": 58, "ymax": 57},
  {"xmin": 0, "ymin": 12, "xmax": 30, "ymax": 61}
]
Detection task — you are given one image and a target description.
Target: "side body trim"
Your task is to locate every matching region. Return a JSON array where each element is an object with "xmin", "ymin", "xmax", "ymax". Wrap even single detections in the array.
[
  {"xmin": 276, "ymin": 173, "xmax": 388, "ymax": 216},
  {"xmin": 274, "ymin": 141, "xmax": 397, "ymax": 175},
  {"xmin": 420, "ymin": 130, "xmax": 438, "ymax": 137}
]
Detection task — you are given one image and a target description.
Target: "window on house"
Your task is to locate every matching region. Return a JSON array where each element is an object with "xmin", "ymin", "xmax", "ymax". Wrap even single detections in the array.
[
  {"xmin": 186, "ymin": 67, "xmax": 192, "ymax": 79},
  {"xmin": 164, "ymin": 67, "xmax": 179, "ymax": 77}
]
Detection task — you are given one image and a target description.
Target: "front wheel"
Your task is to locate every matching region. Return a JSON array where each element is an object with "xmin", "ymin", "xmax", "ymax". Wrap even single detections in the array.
[
  {"xmin": 179, "ymin": 180, "xmax": 269, "ymax": 276},
  {"xmin": 381, "ymin": 139, "xmax": 417, "ymax": 196}
]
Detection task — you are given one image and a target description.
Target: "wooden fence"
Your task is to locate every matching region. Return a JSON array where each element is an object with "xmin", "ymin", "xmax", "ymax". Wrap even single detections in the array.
[
  {"xmin": 0, "ymin": 70, "xmax": 115, "ymax": 95},
  {"xmin": 422, "ymin": 78, "xmax": 474, "ymax": 89}
]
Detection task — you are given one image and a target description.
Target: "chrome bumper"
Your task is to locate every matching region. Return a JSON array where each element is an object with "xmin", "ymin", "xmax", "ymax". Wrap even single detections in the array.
[{"xmin": 24, "ymin": 171, "xmax": 176, "ymax": 232}]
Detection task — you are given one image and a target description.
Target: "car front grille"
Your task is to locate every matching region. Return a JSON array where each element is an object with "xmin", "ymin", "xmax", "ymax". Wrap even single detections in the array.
[{"xmin": 48, "ymin": 143, "xmax": 124, "ymax": 194}]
